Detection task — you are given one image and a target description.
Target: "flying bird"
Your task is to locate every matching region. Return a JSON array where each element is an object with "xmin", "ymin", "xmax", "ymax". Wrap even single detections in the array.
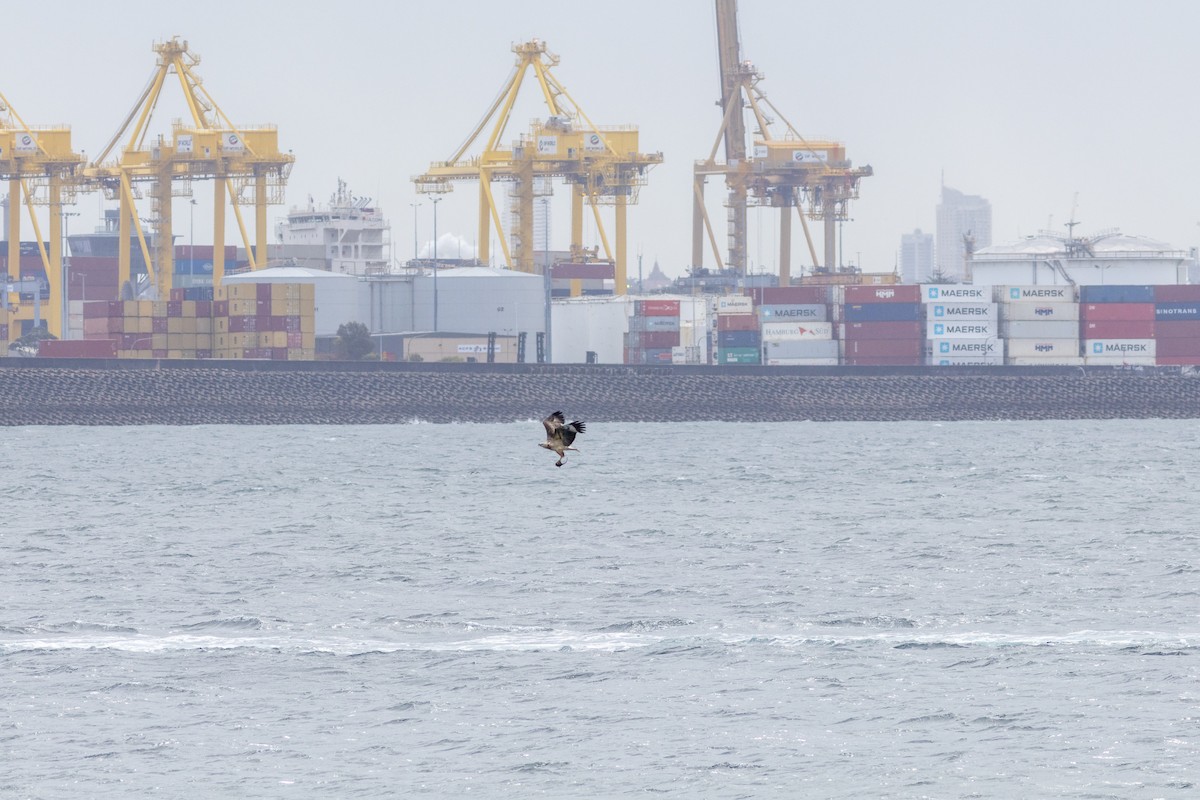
[{"xmin": 539, "ymin": 411, "xmax": 585, "ymax": 467}]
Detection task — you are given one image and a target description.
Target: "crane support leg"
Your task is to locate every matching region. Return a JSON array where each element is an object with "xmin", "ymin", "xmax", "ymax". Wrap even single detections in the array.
[
  {"xmin": 47, "ymin": 179, "xmax": 62, "ymax": 337},
  {"xmin": 615, "ymin": 193, "xmax": 627, "ymax": 296},
  {"xmin": 213, "ymin": 176, "xmax": 226, "ymax": 288},
  {"xmin": 478, "ymin": 179, "xmax": 491, "ymax": 267},
  {"xmin": 570, "ymin": 184, "xmax": 583, "ymax": 297},
  {"xmin": 256, "ymin": 173, "xmax": 268, "ymax": 271},
  {"xmin": 6, "ymin": 179, "xmax": 18, "ymax": 286},
  {"xmin": 824, "ymin": 206, "xmax": 836, "ymax": 271},
  {"xmin": 118, "ymin": 182, "xmax": 132, "ymax": 295},
  {"xmin": 779, "ymin": 199, "xmax": 791, "ymax": 288},
  {"xmin": 691, "ymin": 174, "xmax": 706, "ymax": 270}
]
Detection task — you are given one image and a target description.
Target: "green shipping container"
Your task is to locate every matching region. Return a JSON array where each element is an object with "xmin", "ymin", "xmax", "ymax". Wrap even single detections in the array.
[{"xmin": 717, "ymin": 347, "xmax": 761, "ymax": 365}]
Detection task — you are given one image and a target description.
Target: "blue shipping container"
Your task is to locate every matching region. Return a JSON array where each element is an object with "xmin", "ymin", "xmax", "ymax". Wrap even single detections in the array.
[
  {"xmin": 842, "ymin": 302, "xmax": 923, "ymax": 323},
  {"xmin": 1155, "ymin": 302, "xmax": 1200, "ymax": 320},
  {"xmin": 717, "ymin": 329, "xmax": 762, "ymax": 348},
  {"xmin": 1079, "ymin": 284, "xmax": 1155, "ymax": 304}
]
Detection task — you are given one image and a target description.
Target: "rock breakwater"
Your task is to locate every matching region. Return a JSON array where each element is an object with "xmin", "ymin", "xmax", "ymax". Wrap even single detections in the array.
[{"xmin": 1, "ymin": 359, "xmax": 1198, "ymax": 425}]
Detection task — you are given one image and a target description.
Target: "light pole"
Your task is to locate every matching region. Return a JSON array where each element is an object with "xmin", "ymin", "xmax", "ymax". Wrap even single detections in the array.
[
  {"xmin": 541, "ymin": 196, "xmax": 551, "ymax": 363},
  {"xmin": 431, "ymin": 196, "xmax": 441, "ymax": 331},
  {"xmin": 189, "ymin": 198, "xmax": 197, "ymax": 288}
]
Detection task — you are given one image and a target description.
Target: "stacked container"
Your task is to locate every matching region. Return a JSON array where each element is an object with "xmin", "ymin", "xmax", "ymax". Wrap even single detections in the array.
[
  {"xmin": 997, "ymin": 285, "xmax": 1081, "ymax": 365},
  {"xmin": 751, "ymin": 286, "xmax": 837, "ymax": 365},
  {"xmin": 714, "ymin": 294, "xmax": 760, "ymax": 365},
  {"xmin": 837, "ymin": 285, "xmax": 924, "ymax": 366},
  {"xmin": 624, "ymin": 299, "xmax": 681, "ymax": 365},
  {"xmin": 83, "ymin": 299, "xmax": 212, "ymax": 359},
  {"xmin": 1078, "ymin": 285, "xmax": 1156, "ymax": 366},
  {"xmin": 1153, "ymin": 284, "xmax": 1200, "ymax": 365},
  {"xmin": 921, "ymin": 284, "xmax": 1002, "ymax": 365}
]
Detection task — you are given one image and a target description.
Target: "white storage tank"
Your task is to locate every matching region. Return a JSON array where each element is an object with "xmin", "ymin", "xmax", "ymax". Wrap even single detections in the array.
[{"xmin": 972, "ymin": 231, "xmax": 1190, "ymax": 287}]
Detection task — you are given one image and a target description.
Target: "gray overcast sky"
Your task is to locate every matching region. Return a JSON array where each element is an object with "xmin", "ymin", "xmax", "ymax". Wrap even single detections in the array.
[{"xmin": 5, "ymin": 0, "xmax": 1200, "ymax": 278}]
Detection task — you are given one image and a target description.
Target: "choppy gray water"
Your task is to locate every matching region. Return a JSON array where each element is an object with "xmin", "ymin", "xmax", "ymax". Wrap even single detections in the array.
[{"xmin": 1, "ymin": 420, "xmax": 1197, "ymax": 798}]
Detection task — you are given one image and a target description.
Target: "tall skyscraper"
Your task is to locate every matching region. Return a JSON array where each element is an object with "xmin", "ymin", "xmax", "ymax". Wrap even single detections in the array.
[
  {"xmin": 936, "ymin": 186, "xmax": 992, "ymax": 282},
  {"xmin": 900, "ymin": 229, "xmax": 934, "ymax": 284}
]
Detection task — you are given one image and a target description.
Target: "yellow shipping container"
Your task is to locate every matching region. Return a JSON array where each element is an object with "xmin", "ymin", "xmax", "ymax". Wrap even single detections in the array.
[
  {"xmin": 214, "ymin": 317, "xmax": 229, "ymax": 334},
  {"xmin": 152, "ymin": 333, "xmax": 168, "ymax": 349},
  {"xmin": 181, "ymin": 317, "xmax": 196, "ymax": 334},
  {"xmin": 181, "ymin": 301, "xmax": 196, "ymax": 317},
  {"xmin": 301, "ymin": 316, "xmax": 314, "ymax": 334},
  {"xmin": 123, "ymin": 300, "xmax": 138, "ymax": 317},
  {"xmin": 153, "ymin": 301, "xmax": 168, "ymax": 317},
  {"xmin": 302, "ymin": 332, "xmax": 316, "ymax": 350},
  {"xmin": 228, "ymin": 284, "xmax": 258, "ymax": 300},
  {"xmin": 271, "ymin": 299, "xmax": 303, "ymax": 316},
  {"xmin": 255, "ymin": 332, "xmax": 273, "ymax": 348},
  {"xmin": 138, "ymin": 300, "xmax": 154, "ymax": 317},
  {"xmin": 167, "ymin": 317, "xmax": 185, "ymax": 333},
  {"xmin": 300, "ymin": 283, "xmax": 314, "ymax": 301},
  {"xmin": 136, "ymin": 317, "xmax": 153, "ymax": 334},
  {"xmin": 196, "ymin": 317, "xmax": 212, "ymax": 334},
  {"xmin": 167, "ymin": 350, "xmax": 188, "ymax": 359}
]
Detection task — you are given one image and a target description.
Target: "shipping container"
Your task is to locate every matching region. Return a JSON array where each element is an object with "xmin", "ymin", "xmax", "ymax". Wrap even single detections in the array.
[
  {"xmin": 841, "ymin": 338, "xmax": 923, "ymax": 357},
  {"xmin": 842, "ymin": 284, "xmax": 921, "ymax": 304},
  {"xmin": 1154, "ymin": 285, "xmax": 1200, "ymax": 303},
  {"xmin": 635, "ymin": 299, "xmax": 680, "ymax": 316},
  {"xmin": 1084, "ymin": 339, "xmax": 1156, "ymax": 357},
  {"xmin": 716, "ymin": 313, "xmax": 760, "ymax": 332},
  {"xmin": 629, "ymin": 315, "xmax": 682, "ymax": 332},
  {"xmin": 625, "ymin": 330, "xmax": 681, "ymax": 349},
  {"xmin": 1000, "ymin": 302, "xmax": 1079, "ymax": 321},
  {"xmin": 1155, "ymin": 337, "xmax": 1200, "ymax": 357},
  {"xmin": 1006, "ymin": 356, "xmax": 1085, "ymax": 366},
  {"xmin": 39, "ymin": 339, "xmax": 117, "ymax": 358},
  {"xmin": 997, "ymin": 285, "xmax": 1075, "ymax": 303},
  {"xmin": 839, "ymin": 321, "xmax": 924, "ymax": 340},
  {"xmin": 1005, "ymin": 338, "xmax": 1080, "ymax": 357},
  {"xmin": 715, "ymin": 295, "xmax": 754, "ymax": 314},
  {"xmin": 762, "ymin": 338, "xmax": 840, "ymax": 359},
  {"xmin": 928, "ymin": 355, "xmax": 1005, "ymax": 366},
  {"xmin": 1154, "ymin": 302, "xmax": 1200, "ymax": 321},
  {"xmin": 1079, "ymin": 284, "xmax": 1156, "ymax": 304},
  {"xmin": 716, "ymin": 347, "xmax": 761, "ymax": 365},
  {"xmin": 1000, "ymin": 320, "xmax": 1082, "ymax": 339},
  {"xmin": 921, "ymin": 284, "xmax": 992, "ymax": 303},
  {"xmin": 927, "ymin": 320, "xmax": 996, "ymax": 339},
  {"xmin": 760, "ymin": 321, "xmax": 834, "ymax": 341},
  {"xmin": 1154, "ymin": 320, "xmax": 1200, "ymax": 339},
  {"xmin": 1080, "ymin": 320, "xmax": 1156, "ymax": 339},
  {"xmin": 928, "ymin": 302, "xmax": 997, "ymax": 320},
  {"xmin": 842, "ymin": 302, "xmax": 922, "ymax": 323},
  {"xmin": 1080, "ymin": 303, "xmax": 1155, "ymax": 321},
  {"xmin": 1084, "ymin": 356, "xmax": 1157, "ymax": 366},
  {"xmin": 747, "ymin": 285, "xmax": 831, "ymax": 305},
  {"xmin": 717, "ymin": 329, "xmax": 761, "ymax": 349},
  {"xmin": 843, "ymin": 356, "xmax": 923, "ymax": 366},
  {"xmin": 766, "ymin": 358, "xmax": 840, "ymax": 366},
  {"xmin": 928, "ymin": 337, "xmax": 1004, "ymax": 357},
  {"xmin": 1156, "ymin": 356, "xmax": 1200, "ymax": 365},
  {"xmin": 757, "ymin": 303, "xmax": 828, "ymax": 321}
]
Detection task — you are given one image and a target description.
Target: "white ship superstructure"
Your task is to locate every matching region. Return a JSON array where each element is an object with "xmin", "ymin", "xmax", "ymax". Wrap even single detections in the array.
[{"xmin": 276, "ymin": 179, "xmax": 391, "ymax": 275}]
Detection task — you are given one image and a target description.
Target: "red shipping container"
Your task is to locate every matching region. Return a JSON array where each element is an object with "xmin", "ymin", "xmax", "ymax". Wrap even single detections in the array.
[
  {"xmin": 283, "ymin": 316, "xmax": 302, "ymax": 332},
  {"xmin": 717, "ymin": 313, "xmax": 760, "ymax": 331},
  {"xmin": 842, "ymin": 284, "xmax": 920, "ymax": 304},
  {"xmin": 152, "ymin": 318, "xmax": 168, "ymax": 333},
  {"xmin": 195, "ymin": 300, "xmax": 212, "ymax": 317},
  {"xmin": 639, "ymin": 330, "xmax": 681, "ymax": 349},
  {"xmin": 639, "ymin": 299, "xmax": 680, "ymax": 316},
  {"xmin": 1154, "ymin": 285, "xmax": 1200, "ymax": 303},
  {"xmin": 840, "ymin": 321, "xmax": 923, "ymax": 340},
  {"xmin": 1081, "ymin": 320, "xmax": 1155, "ymax": 339},
  {"xmin": 107, "ymin": 300, "xmax": 124, "ymax": 317},
  {"xmin": 229, "ymin": 316, "xmax": 258, "ymax": 333},
  {"xmin": 747, "ymin": 286, "xmax": 830, "ymax": 305},
  {"xmin": 1154, "ymin": 338, "xmax": 1200, "ymax": 357},
  {"xmin": 1154, "ymin": 321, "xmax": 1200, "ymax": 339},
  {"xmin": 170, "ymin": 289, "xmax": 186, "ymax": 302},
  {"xmin": 166, "ymin": 301, "xmax": 183, "ymax": 317},
  {"xmin": 286, "ymin": 331, "xmax": 304, "ymax": 348},
  {"xmin": 1157, "ymin": 356, "xmax": 1200, "ymax": 365},
  {"xmin": 82, "ymin": 301, "xmax": 110, "ymax": 319},
  {"xmin": 1081, "ymin": 303, "xmax": 1154, "ymax": 321},
  {"xmin": 843, "ymin": 356, "xmax": 923, "ymax": 366},
  {"xmin": 152, "ymin": 349, "xmax": 168, "ymax": 358},
  {"xmin": 256, "ymin": 284, "xmax": 272, "ymax": 300},
  {"xmin": 843, "ymin": 339, "xmax": 923, "ymax": 357},
  {"xmin": 213, "ymin": 300, "xmax": 229, "ymax": 316},
  {"xmin": 39, "ymin": 339, "xmax": 117, "ymax": 358}
]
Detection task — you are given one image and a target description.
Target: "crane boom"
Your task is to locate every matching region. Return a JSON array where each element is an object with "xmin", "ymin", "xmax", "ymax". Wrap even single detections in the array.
[{"xmin": 714, "ymin": 0, "xmax": 748, "ymax": 273}]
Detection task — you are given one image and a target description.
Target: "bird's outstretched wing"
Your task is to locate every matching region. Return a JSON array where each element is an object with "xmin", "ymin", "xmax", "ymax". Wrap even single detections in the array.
[
  {"xmin": 561, "ymin": 420, "xmax": 586, "ymax": 447},
  {"xmin": 542, "ymin": 411, "xmax": 565, "ymax": 438}
]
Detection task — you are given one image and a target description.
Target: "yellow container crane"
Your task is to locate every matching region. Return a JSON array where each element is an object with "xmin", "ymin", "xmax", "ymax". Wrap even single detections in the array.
[
  {"xmin": 414, "ymin": 39, "xmax": 661, "ymax": 296},
  {"xmin": 694, "ymin": 0, "xmax": 872, "ymax": 285},
  {"xmin": 82, "ymin": 37, "xmax": 293, "ymax": 299},
  {"xmin": 0, "ymin": 92, "xmax": 84, "ymax": 340}
]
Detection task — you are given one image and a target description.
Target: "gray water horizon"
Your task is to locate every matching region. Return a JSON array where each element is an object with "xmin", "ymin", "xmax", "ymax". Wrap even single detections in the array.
[{"xmin": 2, "ymin": 420, "xmax": 1197, "ymax": 797}]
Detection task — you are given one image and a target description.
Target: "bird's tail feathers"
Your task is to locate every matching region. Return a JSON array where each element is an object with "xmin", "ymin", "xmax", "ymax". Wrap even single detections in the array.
[{"xmin": 571, "ymin": 421, "xmax": 586, "ymax": 433}]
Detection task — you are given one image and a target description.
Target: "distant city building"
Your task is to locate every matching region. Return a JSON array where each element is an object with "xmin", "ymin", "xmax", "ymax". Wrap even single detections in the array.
[
  {"xmin": 899, "ymin": 229, "xmax": 934, "ymax": 284},
  {"xmin": 936, "ymin": 186, "xmax": 992, "ymax": 281}
]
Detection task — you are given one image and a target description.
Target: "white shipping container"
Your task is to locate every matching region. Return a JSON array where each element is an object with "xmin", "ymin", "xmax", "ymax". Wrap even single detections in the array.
[
  {"xmin": 927, "ymin": 355, "xmax": 1005, "ymax": 366},
  {"xmin": 765, "ymin": 358, "xmax": 840, "ymax": 366},
  {"xmin": 715, "ymin": 295, "xmax": 754, "ymax": 314},
  {"xmin": 1000, "ymin": 320, "xmax": 1081, "ymax": 339},
  {"xmin": 763, "ymin": 338, "xmax": 840, "ymax": 359},
  {"xmin": 928, "ymin": 337, "xmax": 1004, "ymax": 357},
  {"xmin": 1007, "ymin": 356, "xmax": 1085, "ymax": 366},
  {"xmin": 760, "ymin": 321, "xmax": 834, "ymax": 340},
  {"xmin": 1000, "ymin": 302, "xmax": 1080, "ymax": 322},
  {"xmin": 929, "ymin": 302, "xmax": 997, "ymax": 320},
  {"xmin": 996, "ymin": 285, "xmax": 1076, "ymax": 303},
  {"xmin": 922, "ymin": 284, "xmax": 992, "ymax": 303},
  {"xmin": 1084, "ymin": 356, "xmax": 1157, "ymax": 366},
  {"xmin": 1084, "ymin": 339, "xmax": 1156, "ymax": 357},
  {"xmin": 1005, "ymin": 338, "xmax": 1080, "ymax": 357},
  {"xmin": 927, "ymin": 320, "xmax": 996, "ymax": 338}
]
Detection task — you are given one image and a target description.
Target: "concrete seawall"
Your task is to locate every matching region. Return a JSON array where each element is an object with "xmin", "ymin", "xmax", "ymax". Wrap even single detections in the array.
[{"xmin": 2, "ymin": 359, "xmax": 1199, "ymax": 425}]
